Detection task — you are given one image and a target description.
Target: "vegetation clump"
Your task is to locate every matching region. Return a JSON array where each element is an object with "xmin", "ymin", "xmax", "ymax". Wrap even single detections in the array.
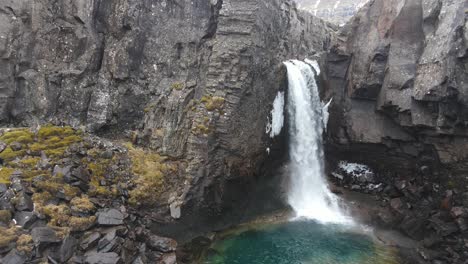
[
  {"xmin": 16, "ymin": 234, "xmax": 33, "ymax": 253},
  {"xmin": 0, "ymin": 225, "xmax": 18, "ymax": 249},
  {"xmin": 201, "ymin": 95, "xmax": 225, "ymax": 111},
  {"xmin": 171, "ymin": 82, "xmax": 185, "ymax": 91},
  {"xmin": 70, "ymin": 195, "xmax": 95, "ymax": 213},
  {"xmin": 126, "ymin": 144, "xmax": 169, "ymax": 206}
]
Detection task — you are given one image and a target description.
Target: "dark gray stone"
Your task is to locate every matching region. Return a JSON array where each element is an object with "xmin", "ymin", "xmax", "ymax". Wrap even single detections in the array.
[
  {"xmin": 9, "ymin": 142, "xmax": 22, "ymax": 151},
  {"xmin": 97, "ymin": 209, "xmax": 124, "ymax": 226},
  {"xmin": 1, "ymin": 250, "xmax": 27, "ymax": 264},
  {"xmin": 14, "ymin": 211, "xmax": 37, "ymax": 229},
  {"xmin": 0, "ymin": 141, "xmax": 6, "ymax": 153},
  {"xmin": 81, "ymin": 232, "xmax": 101, "ymax": 251},
  {"xmin": 146, "ymin": 235, "xmax": 177, "ymax": 253},
  {"xmin": 84, "ymin": 252, "xmax": 121, "ymax": 264},
  {"xmin": 49, "ymin": 236, "xmax": 78, "ymax": 263},
  {"xmin": 13, "ymin": 192, "xmax": 33, "ymax": 212},
  {"xmin": 31, "ymin": 227, "xmax": 61, "ymax": 246}
]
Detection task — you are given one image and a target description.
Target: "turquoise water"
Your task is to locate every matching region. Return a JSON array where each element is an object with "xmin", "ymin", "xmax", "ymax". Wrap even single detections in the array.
[{"xmin": 203, "ymin": 220, "xmax": 399, "ymax": 264}]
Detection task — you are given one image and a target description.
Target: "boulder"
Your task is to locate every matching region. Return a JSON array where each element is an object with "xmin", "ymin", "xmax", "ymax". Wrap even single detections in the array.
[
  {"xmin": 97, "ymin": 209, "xmax": 124, "ymax": 226},
  {"xmin": 9, "ymin": 142, "xmax": 22, "ymax": 151},
  {"xmin": 31, "ymin": 227, "xmax": 61, "ymax": 246},
  {"xmin": 49, "ymin": 235, "xmax": 78, "ymax": 263},
  {"xmin": 1, "ymin": 250, "xmax": 27, "ymax": 264},
  {"xmin": 147, "ymin": 235, "xmax": 177, "ymax": 253},
  {"xmin": 81, "ymin": 232, "xmax": 101, "ymax": 251},
  {"xmin": 14, "ymin": 211, "xmax": 37, "ymax": 229},
  {"xmin": 13, "ymin": 192, "xmax": 33, "ymax": 212}
]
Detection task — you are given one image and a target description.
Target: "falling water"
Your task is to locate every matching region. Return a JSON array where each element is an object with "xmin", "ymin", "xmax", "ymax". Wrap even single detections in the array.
[{"xmin": 284, "ymin": 60, "xmax": 350, "ymax": 224}]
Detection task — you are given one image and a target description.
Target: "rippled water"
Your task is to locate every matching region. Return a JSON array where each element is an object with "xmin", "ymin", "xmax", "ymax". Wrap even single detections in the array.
[{"xmin": 202, "ymin": 220, "xmax": 400, "ymax": 264}]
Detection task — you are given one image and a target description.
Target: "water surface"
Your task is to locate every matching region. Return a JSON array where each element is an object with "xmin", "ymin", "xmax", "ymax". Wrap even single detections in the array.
[{"xmin": 203, "ymin": 220, "xmax": 399, "ymax": 264}]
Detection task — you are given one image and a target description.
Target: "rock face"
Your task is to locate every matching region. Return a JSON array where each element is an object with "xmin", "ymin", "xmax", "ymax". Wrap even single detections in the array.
[
  {"xmin": 326, "ymin": 0, "xmax": 468, "ymax": 175},
  {"xmin": 294, "ymin": 0, "xmax": 370, "ymax": 25},
  {"xmin": 0, "ymin": 0, "xmax": 335, "ymax": 239}
]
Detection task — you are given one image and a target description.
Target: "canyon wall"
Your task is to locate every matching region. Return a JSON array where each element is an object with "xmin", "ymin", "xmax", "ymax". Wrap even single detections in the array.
[
  {"xmin": 326, "ymin": 0, "xmax": 468, "ymax": 177},
  {"xmin": 0, "ymin": 0, "xmax": 336, "ymax": 238}
]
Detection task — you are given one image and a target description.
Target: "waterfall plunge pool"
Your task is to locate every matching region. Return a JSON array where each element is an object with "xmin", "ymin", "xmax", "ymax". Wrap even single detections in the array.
[{"xmin": 200, "ymin": 219, "xmax": 400, "ymax": 264}]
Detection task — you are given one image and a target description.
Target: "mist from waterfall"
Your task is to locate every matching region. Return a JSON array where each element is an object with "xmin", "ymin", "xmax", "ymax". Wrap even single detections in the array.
[{"xmin": 284, "ymin": 60, "xmax": 350, "ymax": 224}]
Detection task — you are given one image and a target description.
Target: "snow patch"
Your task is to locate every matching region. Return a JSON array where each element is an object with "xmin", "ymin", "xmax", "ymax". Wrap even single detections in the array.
[
  {"xmin": 338, "ymin": 161, "xmax": 374, "ymax": 182},
  {"xmin": 266, "ymin": 91, "xmax": 285, "ymax": 138}
]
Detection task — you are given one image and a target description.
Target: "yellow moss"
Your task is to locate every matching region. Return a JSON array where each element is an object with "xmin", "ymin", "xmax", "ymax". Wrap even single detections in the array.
[
  {"xmin": 0, "ymin": 167, "xmax": 15, "ymax": 184},
  {"xmin": 68, "ymin": 216, "xmax": 96, "ymax": 232},
  {"xmin": 32, "ymin": 191, "xmax": 53, "ymax": 205},
  {"xmin": 0, "ymin": 129, "xmax": 34, "ymax": 144},
  {"xmin": 127, "ymin": 145, "xmax": 167, "ymax": 205},
  {"xmin": 171, "ymin": 82, "xmax": 185, "ymax": 91},
  {"xmin": 0, "ymin": 226, "xmax": 18, "ymax": 248},
  {"xmin": 22, "ymin": 170, "xmax": 50, "ymax": 181},
  {"xmin": 70, "ymin": 195, "xmax": 95, "ymax": 213},
  {"xmin": 193, "ymin": 124, "xmax": 210, "ymax": 135},
  {"xmin": 0, "ymin": 147, "xmax": 26, "ymax": 161},
  {"xmin": 18, "ymin": 157, "xmax": 40, "ymax": 168},
  {"xmin": 16, "ymin": 234, "xmax": 33, "ymax": 253},
  {"xmin": 43, "ymin": 204, "xmax": 71, "ymax": 226},
  {"xmin": 37, "ymin": 126, "xmax": 75, "ymax": 140},
  {"xmin": 49, "ymin": 226, "xmax": 69, "ymax": 239},
  {"xmin": 201, "ymin": 95, "xmax": 225, "ymax": 111},
  {"xmin": 35, "ymin": 180, "xmax": 62, "ymax": 194}
]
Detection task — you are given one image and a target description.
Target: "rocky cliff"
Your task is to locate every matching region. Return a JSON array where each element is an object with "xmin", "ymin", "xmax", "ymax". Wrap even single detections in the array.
[
  {"xmin": 324, "ymin": 0, "xmax": 468, "ymax": 262},
  {"xmin": 294, "ymin": 0, "xmax": 369, "ymax": 25},
  {"xmin": 0, "ymin": 0, "xmax": 336, "ymax": 241},
  {"xmin": 327, "ymin": 0, "xmax": 468, "ymax": 175}
]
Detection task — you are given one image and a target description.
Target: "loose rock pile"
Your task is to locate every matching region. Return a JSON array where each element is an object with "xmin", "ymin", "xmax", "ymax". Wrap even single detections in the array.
[{"xmin": 0, "ymin": 127, "xmax": 178, "ymax": 264}]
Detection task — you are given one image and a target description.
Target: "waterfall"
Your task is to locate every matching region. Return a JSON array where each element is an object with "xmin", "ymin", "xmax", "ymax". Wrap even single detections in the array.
[{"xmin": 284, "ymin": 60, "xmax": 350, "ymax": 224}]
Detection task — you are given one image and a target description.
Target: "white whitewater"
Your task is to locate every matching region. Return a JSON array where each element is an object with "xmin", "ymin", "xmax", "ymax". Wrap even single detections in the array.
[{"xmin": 284, "ymin": 60, "xmax": 350, "ymax": 224}]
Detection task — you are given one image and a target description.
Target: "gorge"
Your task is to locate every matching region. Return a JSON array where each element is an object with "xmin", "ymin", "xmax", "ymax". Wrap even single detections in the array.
[{"xmin": 0, "ymin": 0, "xmax": 467, "ymax": 263}]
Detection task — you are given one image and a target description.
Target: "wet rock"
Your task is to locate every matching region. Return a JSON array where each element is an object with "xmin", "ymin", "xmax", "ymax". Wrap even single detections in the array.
[
  {"xmin": 1, "ymin": 250, "xmax": 27, "ymax": 264},
  {"xmin": 31, "ymin": 227, "xmax": 61, "ymax": 246},
  {"xmin": 97, "ymin": 209, "xmax": 124, "ymax": 226},
  {"xmin": 9, "ymin": 142, "xmax": 22, "ymax": 151},
  {"xmin": 399, "ymin": 216, "xmax": 426, "ymax": 240},
  {"xmin": 13, "ymin": 192, "xmax": 34, "ymax": 212},
  {"xmin": 81, "ymin": 232, "xmax": 101, "ymax": 251},
  {"xmin": 147, "ymin": 235, "xmax": 177, "ymax": 253},
  {"xmin": 84, "ymin": 252, "xmax": 121, "ymax": 264},
  {"xmin": 14, "ymin": 211, "xmax": 37, "ymax": 229}
]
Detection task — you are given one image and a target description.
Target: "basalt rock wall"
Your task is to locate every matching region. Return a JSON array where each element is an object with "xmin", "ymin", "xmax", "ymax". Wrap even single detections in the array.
[
  {"xmin": 325, "ymin": 0, "xmax": 468, "ymax": 179},
  {"xmin": 0, "ymin": 0, "xmax": 336, "ymax": 240}
]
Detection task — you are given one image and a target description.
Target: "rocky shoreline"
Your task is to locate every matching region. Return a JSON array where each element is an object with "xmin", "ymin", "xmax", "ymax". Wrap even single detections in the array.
[{"xmin": 329, "ymin": 161, "xmax": 468, "ymax": 264}]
